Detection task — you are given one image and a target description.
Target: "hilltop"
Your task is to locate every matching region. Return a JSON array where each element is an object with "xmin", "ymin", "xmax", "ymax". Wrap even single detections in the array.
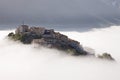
[
  {"xmin": 7, "ymin": 25, "xmax": 115, "ymax": 60},
  {"xmin": 8, "ymin": 25, "xmax": 87, "ymax": 55}
]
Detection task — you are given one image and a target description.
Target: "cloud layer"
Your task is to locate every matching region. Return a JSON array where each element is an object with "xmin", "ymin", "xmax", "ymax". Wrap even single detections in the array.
[{"xmin": 0, "ymin": 26, "xmax": 120, "ymax": 80}]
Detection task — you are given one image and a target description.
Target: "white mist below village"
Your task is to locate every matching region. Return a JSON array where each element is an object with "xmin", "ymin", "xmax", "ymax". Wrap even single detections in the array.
[{"xmin": 0, "ymin": 26, "xmax": 120, "ymax": 80}]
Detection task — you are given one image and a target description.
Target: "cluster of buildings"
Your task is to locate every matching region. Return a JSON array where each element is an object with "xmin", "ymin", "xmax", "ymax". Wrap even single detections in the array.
[{"xmin": 15, "ymin": 25, "xmax": 86, "ymax": 55}]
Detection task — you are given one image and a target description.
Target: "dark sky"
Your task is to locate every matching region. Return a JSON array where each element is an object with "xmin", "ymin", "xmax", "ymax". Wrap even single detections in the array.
[{"xmin": 0, "ymin": 0, "xmax": 120, "ymax": 26}]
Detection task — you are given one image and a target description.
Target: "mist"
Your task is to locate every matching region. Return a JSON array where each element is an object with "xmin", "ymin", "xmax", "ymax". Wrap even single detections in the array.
[
  {"xmin": 61, "ymin": 26, "xmax": 120, "ymax": 61},
  {"xmin": 0, "ymin": 26, "xmax": 120, "ymax": 80}
]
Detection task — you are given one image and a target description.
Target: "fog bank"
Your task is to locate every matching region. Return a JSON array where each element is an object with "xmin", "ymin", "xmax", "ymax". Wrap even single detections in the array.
[{"xmin": 0, "ymin": 26, "xmax": 120, "ymax": 80}]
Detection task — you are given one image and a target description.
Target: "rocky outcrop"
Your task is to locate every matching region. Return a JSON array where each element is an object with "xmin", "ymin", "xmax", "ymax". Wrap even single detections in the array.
[
  {"xmin": 97, "ymin": 53, "xmax": 115, "ymax": 60},
  {"xmin": 8, "ymin": 25, "xmax": 115, "ymax": 60},
  {"xmin": 8, "ymin": 25, "xmax": 87, "ymax": 55}
]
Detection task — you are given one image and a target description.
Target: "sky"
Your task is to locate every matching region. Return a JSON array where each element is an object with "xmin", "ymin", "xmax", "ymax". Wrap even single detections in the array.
[{"xmin": 0, "ymin": 0, "xmax": 120, "ymax": 27}]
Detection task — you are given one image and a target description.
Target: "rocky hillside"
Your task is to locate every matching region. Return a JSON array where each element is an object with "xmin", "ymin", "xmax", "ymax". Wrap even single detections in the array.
[
  {"xmin": 8, "ymin": 25, "xmax": 87, "ymax": 55},
  {"xmin": 7, "ymin": 25, "xmax": 115, "ymax": 60}
]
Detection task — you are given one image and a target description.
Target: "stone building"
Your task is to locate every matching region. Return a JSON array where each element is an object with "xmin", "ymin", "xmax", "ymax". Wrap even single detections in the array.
[
  {"xmin": 30, "ymin": 27, "xmax": 45, "ymax": 35},
  {"xmin": 32, "ymin": 38, "xmax": 46, "ymax": 45},
  {"xmin": 42, "ymin": 29, "xmax": 55, "ymax": 38},
  {"xmin": 55, "ymin": 32, "xmax": 68, "ymax": 40},
  {"xmin": 15, "ymin": 25, "xmax": 29, "ymax": 34}
]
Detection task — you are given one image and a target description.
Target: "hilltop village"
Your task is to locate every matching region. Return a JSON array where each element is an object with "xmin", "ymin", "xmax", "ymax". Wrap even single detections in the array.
[
  {"xmin": 8, "ymin": 25, "xmax": 115, "ymax": 60},
  {"xmin": 8, "ymin": 25, "xmax": 87, "ymax": 55}
]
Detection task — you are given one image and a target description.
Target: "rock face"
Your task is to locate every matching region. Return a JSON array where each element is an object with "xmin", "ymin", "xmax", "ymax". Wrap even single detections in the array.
[
  {"xmin": 8, "ymin": 25, "xmax": 87, "ymax": 55},
  {"xmin": 98, "ymin": 53, "xmax": 115, "ymax": 60}
]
